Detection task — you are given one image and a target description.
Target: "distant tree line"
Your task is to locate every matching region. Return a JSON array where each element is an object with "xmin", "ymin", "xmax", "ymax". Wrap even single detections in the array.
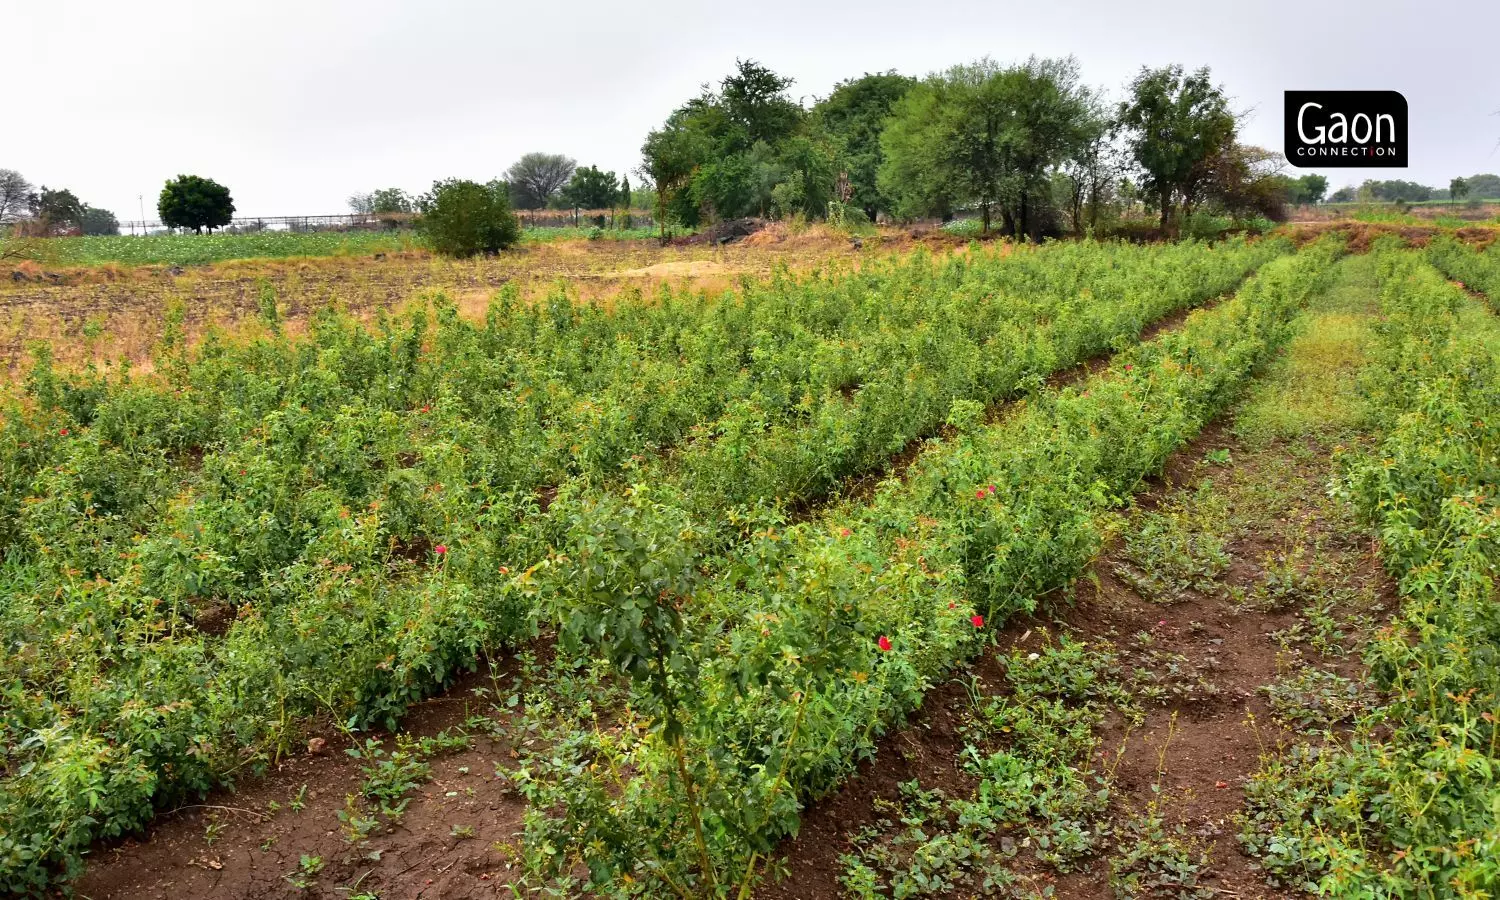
[
  {"xmin": 633, "ymin": 57, "xmax": 1353, "ymax": 239},
  {"xmin": 1326, "ymin": 173, "xmax": 1500, "ymax": 203},
  {"xmin": 11, "ymin": 55, "xmax": 1500, "ymax": 255}
]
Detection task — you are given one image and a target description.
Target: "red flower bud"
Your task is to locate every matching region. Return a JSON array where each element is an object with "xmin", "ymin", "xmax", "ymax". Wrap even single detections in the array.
[
  {"xmin": 970, "ymin": 615, "xmax": 984, "ymax": 628},
  {"xmin": 434, "ymin": 544, "xmax": 448, "ymax": 555},
  {"xmin": 877, "ymin": 635, "xmax": 892, "ymax": 652}
]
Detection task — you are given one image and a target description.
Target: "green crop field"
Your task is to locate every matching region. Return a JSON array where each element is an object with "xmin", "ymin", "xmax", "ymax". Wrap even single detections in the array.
[
  {"xmin": 28, "ymin": 226, "xmax": 672, "ymax": 268},
  {"xmin": 3, "ymin": 231, "xmax": 1500, "ymax": 899}
]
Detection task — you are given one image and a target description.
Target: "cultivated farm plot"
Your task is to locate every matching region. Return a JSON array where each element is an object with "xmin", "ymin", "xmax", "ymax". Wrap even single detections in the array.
[{"xmin": 3, "ymin": 233, "xmax": 1499, "ymax": 899}]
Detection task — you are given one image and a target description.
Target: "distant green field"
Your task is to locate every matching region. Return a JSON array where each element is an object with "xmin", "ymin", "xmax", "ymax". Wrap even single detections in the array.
[
  {"xmin": 36, "ymin": 226, "xmax": 664, "ymax": 267},
  {"xmin": 44, "ymin": 231, "xmax": 421, "ymax": 266}
]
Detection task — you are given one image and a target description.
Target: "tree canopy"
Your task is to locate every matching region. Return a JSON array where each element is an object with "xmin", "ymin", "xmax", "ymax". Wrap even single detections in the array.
[
  {"xmin": 506, "ymin": 153, "xmax": 576, "ymax": 210},
  {"xmin": 1283, "ymin": 173, "xmax": 1328, "ymax": 205},
  {"xmin": 879, "ymin": 57, "xmax": 1097, "ymax": 236},
  {"xmin": 349, "ymin": 188, "xmax": 413, "ymax": 215},
  {"xmin": 158, "ymin": 175, "xmax": 235, "ymax": 233},
  {"xmin": 80, "ymin": 206, "xmax": 119, "ymax": 236},
  {"xmin": 29, "ymin": 187, "xmax": 84, "ymax": 235},
  {"xmin": 562, "ymin": 166, "xmax": 621, "ymax": 210},
  {"xmin": 641, "ymin": 59, "xmax": 831, "ymax": 230},
  {"xmin": 1118, "ymin": 65, "xmax": 1236, "ymax": 230},
  {"xmin": 812, "ymin": 72, "xmax": 916, "ymax": 221}
]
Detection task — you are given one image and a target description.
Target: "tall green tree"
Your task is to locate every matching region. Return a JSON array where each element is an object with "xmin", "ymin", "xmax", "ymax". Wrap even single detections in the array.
[
  {"xmin": 563, "ymin": 166, "xmax": 621, "ymax": 214},
  {"xmin": 640, "ymin": 59, "xmax": 825, "ymax": 229},
  {"xmin": 1118, "ymin": 65, "xmax": 1236, "ymax": 231},
  {"xmin": 1450, "ymin": 176, "xmax": 1470, "ymax": 204},
  {"xmin": 28, "ymin": 187, "xmax": 84, "ymax": 234},
  {"xmin": 1058, "ymin": 103, "xmax": 1123, "ymax": 234},
  {"xmin": 879, "ymin": 57, "xmax": 1095, "ymax": 236},
  {"xmin": 813, "ymin": 72, "xmax": 916, "ymax": 221},
  {"xmin": 1284, "ymin": 173, "xmax": 1328, "ymax": 205},
  {"xmin": 158, "ymin": 175, "xmax": 235, "ymax": 234},
  {"xmin": 348, "ymin": 188, "xmax": 413, "ymax": 215},
  {"xmin": 719, "ymin": 59, "xmax": 803, "ymax": 149}
]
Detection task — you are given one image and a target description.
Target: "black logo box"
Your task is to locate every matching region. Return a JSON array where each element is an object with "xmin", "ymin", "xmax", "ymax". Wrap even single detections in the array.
[{"xmin": 1284, "ymin": 90, "xmax": 1408, "ymax": 168}]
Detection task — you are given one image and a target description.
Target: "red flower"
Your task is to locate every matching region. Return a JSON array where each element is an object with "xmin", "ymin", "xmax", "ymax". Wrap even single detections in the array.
[
  {"xmin": 975, "ymin": 488, "xmax": 986, "ymax": 499},
  {"xmin": 987, "ymin": 484, "xmax": 996, "ymax": 495},
  {"xmin": 970, "ymin": 615, "xmax": 984, "ymax": 628},
  {"xmin": 840, "ymin": 528, "xmax": 852, "ymax": 538},
  {"xmin": 1124, "ymin": 364, "xmax": 1134, "ymax": 372},
  {"xmin": 420, "ymin": 405, "xmax": 431, "ymax": 413},
  {"xmin": 434, "ymin": 544, "xmax": 448, "ymax": 555},
  {"xmin": 877, "ymin": 635, "xmax": 892, "ymax": 652},
  {"xmin": 948, "ymin": 602, "xmax": 956, "ymax": 609},
  {"xmin": 59, "ymin": 428, "xmax": 69, "ymax": 436}
]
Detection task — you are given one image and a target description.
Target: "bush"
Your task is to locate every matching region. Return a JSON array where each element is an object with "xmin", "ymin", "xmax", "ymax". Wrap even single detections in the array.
[
  {"xmin": 416, "ymin": 179, "xmax": 520, "ymax": 257},
  {"xmin": 1181, "ymin": 211, "xmax": 1233, "ymax": 241}
]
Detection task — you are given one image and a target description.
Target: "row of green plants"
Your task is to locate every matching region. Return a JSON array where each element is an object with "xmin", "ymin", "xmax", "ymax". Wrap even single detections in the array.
[
  {"xmin": 512, "ymin": 236, "xmax": 1344, "ymax": 896},
  {"xmin": 1427, "ymin": 233, "xmax": 1500, "ymax": 309},
  {"xmin": 1239, "ymin": 246, "xmax": 1500, "ymax": 896},
  {"xmin": 0, "ymin": 238, "xmax": 1280, "ymax": 890}
]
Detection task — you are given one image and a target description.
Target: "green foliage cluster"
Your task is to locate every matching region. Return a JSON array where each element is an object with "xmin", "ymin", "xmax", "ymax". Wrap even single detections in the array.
[
  {"xmin": 880, "ymin": 57, "xmax": 1099, "ymax": 237},
  {"xmin": 641, "ymin": 57, "xmax": 1289, "ymax": 238},
  {"xmin": 158, "ymin": 174, "xmax": 235, "ymax": 234},
  {"xmin": 561, "ymin": 165, "xmax": 624, "ymax": 212},
  {"xmin": 0, "ymin": 237, "xmax": 1287, "ymax": 890},
  {"xmin": 416, "ymin": 178, "xmax": 521, "ymax": 256},
  {"xmin": 1428, "ymin": 233, "xmax": 1500, "ymax": 308},
  {"xmin": 1240, "ymin": 247, "xmax": 1500, "ymax": 895},
  {"xmin": 39, "ymin": 230, "xmax": 418, "ymax": 266},
  {"xmin": 511, "ymin": 238, "xmax": 1341, "ymax": 894},
  {"xmin": 642, "ymin": 59, "xmax": 837, "ymax": 232}
]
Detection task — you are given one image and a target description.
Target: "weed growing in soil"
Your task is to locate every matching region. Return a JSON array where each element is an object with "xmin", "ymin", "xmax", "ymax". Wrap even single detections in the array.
[
  {"xmin": 1115, "ymin": 483, "xmax": 1232, "ymax": 602},
  {"xmin": 1260, "ymin": 666, "xmax": 1371, "ymax": 731}
]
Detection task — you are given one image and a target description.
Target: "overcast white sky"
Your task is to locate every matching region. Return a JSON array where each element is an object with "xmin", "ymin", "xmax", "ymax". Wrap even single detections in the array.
[{"xmin": 11, "ymin": 0, "xmax": 1499, "ymax": 220}]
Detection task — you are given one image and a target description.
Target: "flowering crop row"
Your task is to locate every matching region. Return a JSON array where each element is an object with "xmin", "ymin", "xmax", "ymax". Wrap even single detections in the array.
[
  {"xmin": 515, "ymin": 237, "xmax": 1346, "ymax": 895},
  {"xmin": 0, "ymin": 237, "xmax": 1282, "ymax": 890},
  {"xmin": 1241, "ymin": 247, "xmax": 1500, "ymax": 895}
]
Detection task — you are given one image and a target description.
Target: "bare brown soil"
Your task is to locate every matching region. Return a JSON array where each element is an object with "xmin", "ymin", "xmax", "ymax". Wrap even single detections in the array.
[{"xmin": 77, "ymin": 666, "xmax": 533, "ymax": 900}]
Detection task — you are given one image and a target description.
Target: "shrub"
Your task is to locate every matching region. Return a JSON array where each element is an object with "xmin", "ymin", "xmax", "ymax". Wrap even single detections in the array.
[{"xmin": 416, "ymin": 179, "xmax": 520, "ymax": 257}]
